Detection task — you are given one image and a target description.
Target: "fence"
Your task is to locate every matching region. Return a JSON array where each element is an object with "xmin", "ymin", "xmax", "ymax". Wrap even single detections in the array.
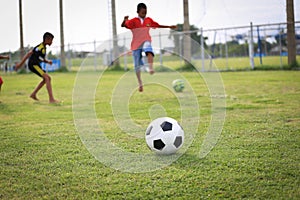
[{"xmin": 1, "ymin": 21, "xmax": 300, "ymax": 73}]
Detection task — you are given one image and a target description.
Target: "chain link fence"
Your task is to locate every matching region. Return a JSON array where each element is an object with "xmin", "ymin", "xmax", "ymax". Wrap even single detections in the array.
[{"xmin": 1, "ymin": 22, "xmax": 299, "ymax": 73}]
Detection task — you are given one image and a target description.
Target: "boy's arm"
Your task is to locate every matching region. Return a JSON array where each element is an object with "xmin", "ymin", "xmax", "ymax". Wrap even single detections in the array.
[
  {"xmin": 43, "ymin": 58, "xmax": 52, "ymax": 65},
  {"xmin": 121, "ymin": 16, "xmax": 129, "ymax": 27},
  {"xmin": 39, "ymin": 51, "xmax": 52, "ymax": 65},
  {"xmin": 158, "ymin": 25, "xmax": 177, "ymax": 29},
  {"xmin": 150, "ymin": 19, "xmax": 176, "ymax": 29},
  {"xmin": 0, "ymin": 55, "xmax": 9, "ymax": 60},
  {"xmin": 15, "ymin": 50, "xmax": 33, "ymax": 71}
]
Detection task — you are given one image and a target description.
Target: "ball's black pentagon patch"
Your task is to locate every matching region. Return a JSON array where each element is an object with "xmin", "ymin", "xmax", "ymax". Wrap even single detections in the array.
[
  {"xmin": 153, "ymin": 139, "xmax": 165, "ymax": 150},
  {"xmin": 146, "ymin": 125, "xmax": 153, "ymax": 135},
  {"xmin": 160, "ymin": 121, "xmax": 172, "ymax": 132},
  {"xmin": 173, "ymin": 136, "xmax": 182, "ymax": 148}
]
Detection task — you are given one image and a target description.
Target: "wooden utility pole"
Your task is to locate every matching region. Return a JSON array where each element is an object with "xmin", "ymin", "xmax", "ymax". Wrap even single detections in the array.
[
  {"xmin": 286, "ymin": 0, "xmax": 296, "ymax": 66},
  {"xmin": 183, "ymin": 0, "xmax": 191, "ymax": 65},
  {"xmin": 111, "ymin": 0, "xmax": 120, "ymax": 66},
  {"xmin": 59, "ymin": 0, "xmax": 66, "ymax": 68},
  {"xmin": 19, "ymin": 0, "xmax": 24, "ymax": 59}
]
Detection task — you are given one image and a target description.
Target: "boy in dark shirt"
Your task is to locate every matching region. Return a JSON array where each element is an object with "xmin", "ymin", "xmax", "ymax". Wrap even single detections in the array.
[{"xmin": 16, "ymin": 32, "xmax": 59, "ymax": 103}]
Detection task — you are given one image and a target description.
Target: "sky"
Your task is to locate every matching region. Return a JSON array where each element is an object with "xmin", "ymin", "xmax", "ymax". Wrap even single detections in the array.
[{"xmin": 0, "ymin": 0, "xmax": 299, "ymax": 53}]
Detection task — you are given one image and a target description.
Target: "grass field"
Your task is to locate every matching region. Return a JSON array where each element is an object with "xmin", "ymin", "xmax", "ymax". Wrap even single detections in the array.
[
  {"xmin": 67, "ymin": 55, "xmax": 300, "ymax": 71},
  {"xmin": 0, "ymin": 69, "xmax": 299, "ymax": 199}
]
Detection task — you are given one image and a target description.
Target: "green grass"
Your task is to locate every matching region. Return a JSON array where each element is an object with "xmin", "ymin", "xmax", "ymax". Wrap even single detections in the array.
[
  {"xmin": 66, "ymin": 55, "xmax": 300, "ymax": 72},
  {"xmin": 0, "ymin": 69, "xmax": 299, "ymax": 199}
]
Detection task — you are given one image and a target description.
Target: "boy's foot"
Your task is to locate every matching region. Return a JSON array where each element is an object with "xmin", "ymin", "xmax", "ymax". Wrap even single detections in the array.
[
  {"xmin": 30, "ymin": 95, "xmax": 39, "ymax": 101},
  {"xmin": 149, "ymin": 69, "xmax": 154, "ymax": 75},
  {"xmin": 49, "ymin": 99, "xmax": 60, "ymax": 104},
  {"xmin": 139, "ymin": 85, "xmax": 143, "ymax": 92}
]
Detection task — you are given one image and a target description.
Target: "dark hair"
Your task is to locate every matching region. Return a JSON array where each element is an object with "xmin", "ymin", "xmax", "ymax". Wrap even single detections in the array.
[
  {"xmin": 137, "ymin": 3, "xmax": 147, "ymax": 12},
  {"xmin": 43, "ymin": 32, "xmax": 54, "ymax": 41}
]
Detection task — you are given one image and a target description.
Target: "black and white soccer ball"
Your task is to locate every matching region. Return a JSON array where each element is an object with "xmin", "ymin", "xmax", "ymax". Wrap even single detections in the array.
[
  {"xmin": 145, "ymin": 117, "xmax": 184, "ymax": 155},
  {"xmin": 172, "ymin": 79, "xmax": 185, "ymax": 92}
]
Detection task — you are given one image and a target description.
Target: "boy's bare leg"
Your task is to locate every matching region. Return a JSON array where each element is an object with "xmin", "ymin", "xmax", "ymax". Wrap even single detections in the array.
[
  {"xmin": 43, "ymin": 74, "xmax": 59, "ymax": 103},
  {"xmin": 30, "ymin": 79, "xmax": 45, "ymax": 101},
  {"xmin": 30, "ymin": 74, "xmax": 59, "ymax": 103},
  {"xmin": 136, "ymin": 70, "xmax": 143, "ymax": 92},
  {"xmin": 147, "ymin": 54, "xmax": 154, "ymax": 75}
]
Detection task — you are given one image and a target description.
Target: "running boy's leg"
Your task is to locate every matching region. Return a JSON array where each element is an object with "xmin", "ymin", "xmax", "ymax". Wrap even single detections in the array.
[
  {"xmin": 146, "ymin": 53, "xmax": 154, "ymax": 74},
  {"xmin": 133, "ymin": 49, "xmax": 144, "ymax": 92},
  {"xmin": 136, "ymin": 71, "xmax": 143, "ymax": 92},
  {"xmin": 43, "ymin": 73, "xmax": 58, "ymax": 103},
  {"xmin": 30, "ymin": 73, "xmax": 58, "ymax": 103},
  {"xmin": 143, "ymin": 41, "xmax": 155, "ymax": 74},
  {"xmin": 29, "ymin": 64, "xmax": 59, "ymax": 103},
  {"xmin": 28, "ymin": 64, "xmax": 45, "ymax": 101},
  {"xmin": 30, "ymin": 79, "xmax": 45, "ymax": 101}
]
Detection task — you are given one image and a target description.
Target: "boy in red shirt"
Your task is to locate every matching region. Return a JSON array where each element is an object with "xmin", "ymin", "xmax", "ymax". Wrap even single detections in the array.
[
  {"xmin": 121, "ymin": 3, "xmax": 176, "ymax": 92},
  {"xmin": 0, "ymin": 55, "xmax": 9, "ymax": 92}
]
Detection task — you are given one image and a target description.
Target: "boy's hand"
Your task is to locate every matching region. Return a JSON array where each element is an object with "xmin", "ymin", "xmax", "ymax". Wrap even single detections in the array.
[
  {"xmin": 121, "ymin": 16, "xmax": 129, "ymax": 27},
  {"xmin": 46, "ymin": 60, "xmax": 53, "ymax": 65},
  {"xmin": 170, "ymin": 25, "xmax": 177, "ymax": 29}
]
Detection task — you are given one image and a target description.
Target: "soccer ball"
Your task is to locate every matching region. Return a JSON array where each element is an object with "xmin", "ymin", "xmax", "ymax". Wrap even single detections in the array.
[
  {"xmin": 145, "ymin": 117, "xmax": 184, "ymax": 155},
  {"xmin": 172, "ymin": 79, "xmax": 185, "ymax": 92}
]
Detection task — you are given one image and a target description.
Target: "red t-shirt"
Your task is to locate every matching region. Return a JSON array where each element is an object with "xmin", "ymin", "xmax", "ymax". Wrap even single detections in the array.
[{"xmin": 124, "ymin": 17, "xmax": 160, "ymax": 50}]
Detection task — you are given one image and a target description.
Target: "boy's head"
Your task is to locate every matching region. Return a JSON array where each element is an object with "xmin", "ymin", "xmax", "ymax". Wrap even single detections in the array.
[
  {"xmin": 43, "ymin": 32, "xmax": 54, "ymax": 46},
  {"xmin": 137, "ymin": 3, "xmax": 147, "ymax": 18}
]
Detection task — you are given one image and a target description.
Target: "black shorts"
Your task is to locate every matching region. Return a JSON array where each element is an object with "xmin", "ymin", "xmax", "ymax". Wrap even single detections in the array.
[{"xmin": 28, "ymin": 64, "xmax": 45, "ymax": 78}]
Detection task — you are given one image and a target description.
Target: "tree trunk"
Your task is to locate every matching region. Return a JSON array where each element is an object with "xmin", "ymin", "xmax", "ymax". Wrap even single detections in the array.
[{"xmin": 286, "ymin": 0, "xmax": 296, "ymax": 66}]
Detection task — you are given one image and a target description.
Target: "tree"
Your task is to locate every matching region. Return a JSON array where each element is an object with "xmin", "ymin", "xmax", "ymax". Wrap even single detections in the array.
[
  {"xmin": 286, "ymin": 0, "xmax": 297, "ymax": 66},
  {"xmin": 170, "ymin": 24, "xmax": 207, "ymax": 56}
]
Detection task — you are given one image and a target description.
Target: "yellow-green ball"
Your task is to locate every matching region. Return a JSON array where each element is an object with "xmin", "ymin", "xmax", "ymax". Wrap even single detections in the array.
[{"xmin": 172, "ymin": 79, "xmax": 185, "ymax": 92}]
